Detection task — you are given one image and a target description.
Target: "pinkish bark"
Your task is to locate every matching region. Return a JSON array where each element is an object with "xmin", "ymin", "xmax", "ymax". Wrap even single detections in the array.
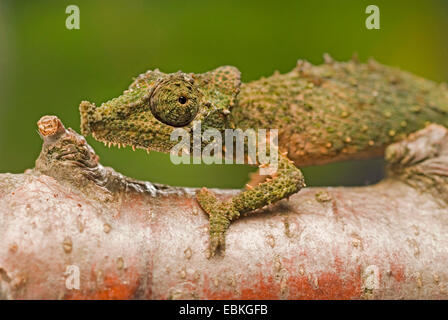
[{"xmin": 0, "ymin": 116, "xmax": 447, "ymax": 299}]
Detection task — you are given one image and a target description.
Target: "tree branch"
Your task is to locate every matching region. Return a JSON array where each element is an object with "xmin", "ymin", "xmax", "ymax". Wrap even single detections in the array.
[{"xmin": 0, "ymin": 116, "xmax": 447, "ymax": 299}]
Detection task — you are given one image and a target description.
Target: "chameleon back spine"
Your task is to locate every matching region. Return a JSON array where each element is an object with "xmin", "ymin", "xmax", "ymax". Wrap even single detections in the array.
[{"xmin": 233, "ymin": 58, "xmax": 448, "ymax": 166}]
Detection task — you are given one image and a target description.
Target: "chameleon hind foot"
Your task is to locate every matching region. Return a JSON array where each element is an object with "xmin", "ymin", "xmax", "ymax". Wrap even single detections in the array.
[
  {"xmin": 385, "ymin": 124, "xmax": 448, "ymax": 205},
  {"xmin": 385, "ymin": 123, "xmax": 448, "ymax": 167},
  {"xmin": 196, "ymin": 188, "xmax": 240, "ymax": 257},
  {"xmin": 195, "ymin": 154, "xmax": 305, "ymax": 256}
]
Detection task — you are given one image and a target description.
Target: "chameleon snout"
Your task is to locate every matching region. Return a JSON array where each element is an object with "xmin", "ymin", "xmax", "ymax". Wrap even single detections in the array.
[{"xmin": 79, "ymin": 100, "xmax": 97, "ymax": 136}]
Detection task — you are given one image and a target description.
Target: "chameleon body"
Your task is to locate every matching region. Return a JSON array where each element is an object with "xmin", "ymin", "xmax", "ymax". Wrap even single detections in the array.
[{"xmin": 79, "ymin": 57, "xmax": 448, "ymax": 255}]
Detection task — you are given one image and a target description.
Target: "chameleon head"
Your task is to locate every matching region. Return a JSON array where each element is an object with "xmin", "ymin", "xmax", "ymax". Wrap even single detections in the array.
[{"xmin": 80, "ymin": 66, "xmax": 241, "ymax": 153}]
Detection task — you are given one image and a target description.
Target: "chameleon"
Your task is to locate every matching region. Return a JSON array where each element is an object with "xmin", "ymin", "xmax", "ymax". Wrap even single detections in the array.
[{"xmin": 79, "ymin": 56, "xmax": 448, "ymax": 256}]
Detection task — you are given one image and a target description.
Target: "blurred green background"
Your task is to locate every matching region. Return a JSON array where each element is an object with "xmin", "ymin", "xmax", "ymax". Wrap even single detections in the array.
[{"xmin": 1, "ymin": 0, "xmax": 447, "ymax": 188}]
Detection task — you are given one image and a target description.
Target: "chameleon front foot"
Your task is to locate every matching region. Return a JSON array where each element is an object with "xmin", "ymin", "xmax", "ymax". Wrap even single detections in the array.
[{"xmin": 196, "ymin": 188, "xmax": 240, "ymax": 257}]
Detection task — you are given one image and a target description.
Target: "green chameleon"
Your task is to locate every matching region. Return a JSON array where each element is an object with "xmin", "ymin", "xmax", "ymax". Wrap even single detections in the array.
[{"xmin": 79, "ymin": 56, "xmax": 448, "ymax": 255}]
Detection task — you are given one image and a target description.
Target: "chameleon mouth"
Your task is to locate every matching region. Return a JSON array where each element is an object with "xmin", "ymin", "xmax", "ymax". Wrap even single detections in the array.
[
  {"xmin": 79, "ymin": 100, "xmax": 176, "ymax": 154},
  {"xmin": 79, "ymin": 100, "xmax": 97, "ymax": 137},
  {"xmin": 90, "ymin": 127, "xmax": 153, "ymax": 153},
  {"xmin": 80, "ymin": 100, "xmax": 140, "ymax": 150}
]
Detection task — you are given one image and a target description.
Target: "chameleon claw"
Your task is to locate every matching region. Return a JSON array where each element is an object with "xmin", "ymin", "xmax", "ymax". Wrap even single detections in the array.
[
  {"xmin": 195, "ymin": 187, "xmax": 237, "ymax": 256},
  {"xmin": 208, "ymin": 210, "xmax": 231, "ymax": 256},
  {"xmin": 209, "ymin": 228, "xmax": 226, "ymax": 257}
]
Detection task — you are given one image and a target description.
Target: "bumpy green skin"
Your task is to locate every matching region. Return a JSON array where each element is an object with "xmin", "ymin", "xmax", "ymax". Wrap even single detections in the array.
[
  {"xmin": 234, "ymin": 58, "xmax": 448, "ymax": 166},
  {"xmin": 79, "ymin": 57, "xmax": 448, "ymax": 256},
  {"xmin": 196, "ymin": 153, "xmax": 304, "ymax": 253}
]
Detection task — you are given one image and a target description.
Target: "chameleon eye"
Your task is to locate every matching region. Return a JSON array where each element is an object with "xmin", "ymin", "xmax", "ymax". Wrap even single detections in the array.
[
  {"xmin": 178, "ymin": 96, "xmax": 188, "ymax": 105},
  {"xmin": 150, "ymin": 78, "xmax": 200, "ymax": 127}
]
